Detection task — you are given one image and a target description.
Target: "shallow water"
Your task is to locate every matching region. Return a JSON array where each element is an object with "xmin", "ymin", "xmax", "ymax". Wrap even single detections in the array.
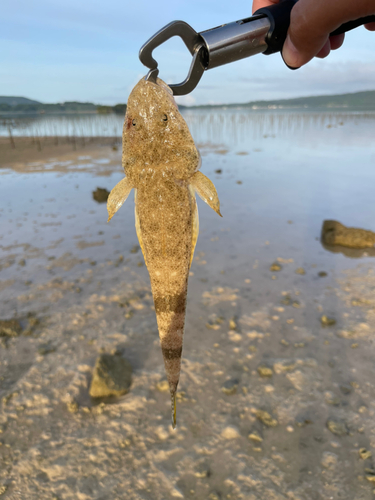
[{"xmin": 1, "ymin": 110, "xmax": 375, "ymax": 499}]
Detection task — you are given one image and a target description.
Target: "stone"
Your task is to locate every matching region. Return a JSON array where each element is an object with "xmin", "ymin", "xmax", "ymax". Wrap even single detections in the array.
[
  {"xmin": 321, "ymin": 315, "xmax": 336, "ymax": 327},
  {"xmin": 92, "ymin": 187, "xmax": 110, "ymax": 203},
  {"xmin": 0, "ymin": 319, "xmax": 22, "ymax": 337},
  {"xmin": 156, "ymin": 380, "xmax": 169, "ymax": 392},
  {"xmin": 359, "ymin": 448, "xmax": 372, "ymax": 460},
  {"xmin": 270, "ymin": 262, "xmax": 282, "ymax": 272},
  {"xmin": 256, "ymin": 410, "xmax": 278, "ymax": 427},
  {"xmin": 221, "ymin": 426, "xmax": 240, "ymax": 439},
  {"xmin": 318, "ymin": 271, "xmax": 327, "ymax": 277},
  {"xmin": 89, "ymin": 353, "xmax": 132, "ymax": 398},
  {"xmin": 248, "ymin": 431, "xmax": 263, "ymax": 442},
  {"xmin": 321, "ymin": 451, "xmax": 338, "ymax": 469},
  {"xmin": 257, "ymin": 365, "xmax": 273, "ymax": 378},
  {"xmin": 221, "ymin": 379, "xmax": 239, "ymax": 395},
  {"xmin": 326, "ymin": 418, "xmax": 348, "ymax": 436},
  {"xmin": 321, "ymin": 220, "xmax": 375, "ymax": 248}
]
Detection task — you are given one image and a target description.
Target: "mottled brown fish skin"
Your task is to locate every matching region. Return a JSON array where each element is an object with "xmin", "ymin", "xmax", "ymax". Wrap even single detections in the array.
[
  {"xmin": 124, "ymin": 77, "xmax": 200, "ymax": 424},
  {"xmin": 107, "ymin": 76, "xmax": 221, "ymax": 426},
  {"xmin": 136, "ymin": 176, "xmax": 194, "ymax": 400}
]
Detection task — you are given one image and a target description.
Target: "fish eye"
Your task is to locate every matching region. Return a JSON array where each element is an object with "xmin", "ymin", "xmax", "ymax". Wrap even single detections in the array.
[
  {"xmin": 132, "ymin": 119, "xmax": 137, "ymax": 126},
  {"xmin": 162, "ymin": 114, "xmax": 168, "ymax": 122}
]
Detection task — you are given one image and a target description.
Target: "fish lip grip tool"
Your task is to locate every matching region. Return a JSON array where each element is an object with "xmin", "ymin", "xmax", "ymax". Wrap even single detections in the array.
[{"xmin": 139, "ymin": 0, "xmax": 375, "ymax": 96}]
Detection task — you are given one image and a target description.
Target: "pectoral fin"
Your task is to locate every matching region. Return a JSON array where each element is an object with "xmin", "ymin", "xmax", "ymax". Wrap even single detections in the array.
[
  {"xmin": 107, "ymin": 176, "xmax": 133, "ymax": 222},
  {"xmin": 189, "ymin": 186, "xmax": 199, "ymax": 268},
  {"xmin": 134, "ymin": 190, "xmax": 148, "ymax": 266},
  {"xmin": 190, "ymin": 171, "xmax": 222, "ymax": 217}
]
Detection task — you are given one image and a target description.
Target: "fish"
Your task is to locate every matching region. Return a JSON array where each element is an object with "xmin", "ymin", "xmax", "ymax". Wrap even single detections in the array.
[{"xmin": 107, "ymin": 76, "xmax": 221, "ymax": 428}]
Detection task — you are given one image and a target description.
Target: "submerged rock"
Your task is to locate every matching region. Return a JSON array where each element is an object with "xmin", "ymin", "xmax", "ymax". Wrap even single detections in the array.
[
  {"xmin": 257, "ymin": 365, "xmax": 273, "ymax": 378},
  {"xmin": 321, "ymin": 220, "xmax": 375, "ymax": 248},
  {"xmin": 321, "ymin": 315, "xmax": 336, "ymax": 327},
  {"xmin": 256, "ymin": 410, "xmax": 278, "ymax": 427},
  {"xmin": 89, "ymin": 353, "xmax": 132, "ymax": 398},
  {"xmin": 221, "ymin": 378, "xmax": 239, "ymax": 395},
  {"xmin": 326, "ymin": 418, "xmax": 348, "ymax": 436},
  {"xmin": 92, "ymin": 187, "xmax": 110, "ymax": 203},
  {"xmin": 270, "ymin": 262, "xmax": 282, "ymax": 272},
  {"xmin": 0, "ymin": 319, "xmax": 22, "ymax": 337}
]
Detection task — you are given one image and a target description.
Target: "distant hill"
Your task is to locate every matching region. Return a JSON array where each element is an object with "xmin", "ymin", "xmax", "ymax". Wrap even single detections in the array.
[
  {"xmin": 1, "ymin": 90, "xmax": 374, "ymax": 114},
  {"xmin": 0, "ymin": 96, "xmax": 41, "ymax": 106},
  {"xmin": 189, "ymin": 90, "xmax": 375, "ymax": 110},
  {"xmin": 0, "ymin": 99, "xmax": 127, "ymax": 114}
]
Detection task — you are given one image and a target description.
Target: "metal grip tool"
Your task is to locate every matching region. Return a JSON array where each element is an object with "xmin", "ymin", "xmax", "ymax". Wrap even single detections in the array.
[{"xmin": 139, "ymin": 0, "xmax": 375, "ymax": 95}]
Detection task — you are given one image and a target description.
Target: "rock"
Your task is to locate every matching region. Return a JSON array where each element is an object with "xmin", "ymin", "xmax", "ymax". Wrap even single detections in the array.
[
  {"xmin": 325, "ymin": 392, "xmax": 341, "ymax": 406},
  {"xmin": 89, "ymin": 353, "xmax": 132, "ymax": 398},
  {"xmin": 321, "ymin": 451, "xmax": 338, "ymax": 469},
  {"xmin": 215, "ymin": 169, "xmax": 222, "ymax": 174},
  {"xmin": 156, "ymin": 380, "xmax": 169, "ymax": 392},
  {"xmin": 0, "ymin": 319, "xmax": 22, "ymax": 337},
  {"xmin": 257, "ymin": 365, "xmax": 273, "ymax": 378},
  {"xmin": 359, "ymin": 448, "xmax": 372, "ymax": 460},
  {"xmin": 273, "ymin": 360, "xmax": 297, "ymax": 374},
  {"xmin": 92, "ymin": 187, "xmax": 110, "ymax": 203},
  {"xmin": 321, "ymin": 220, "xmax": 375, "ymax": 248},
  {"xmin": 248, "ymin": 431, "xmax": 263, "ymax": 442},
  {"xmin": 221, "ymin": 426, "xmax": 240, "ymax": 439},
  {"xmin": 321, "ymin": 315, "xmax": 336, "ymax": 327},
  {"xmin": 365, "ymin": 470, "xmax": 375, "ymax": 483},
  {"xmin": 326, "ymin": 418, "xmax": 348, "ymax": 436},
  {"xmin": 295, "ymin": 267, "xmax": 306, "ymax": 275},
  {"xmin": 270, "ymin": 262, "xmax": 282, "ymax": 272},
  {"xmin": 229, "ymin": 317, "xmax": 237, "ymax": 330},
  {"xmin": 221, "ymin": 378, "xmax": 239, "ymax": 395},
  {"xmin": 318, "ymin": 271, "xmax": 327, "ymax": 277},
  {"xmin": 256, "ymin": 410, "xmax": 278, "ymax": 427},
  {"xmin": 0, "ymin": 486, "xmax": 8, "ymax": 496}
]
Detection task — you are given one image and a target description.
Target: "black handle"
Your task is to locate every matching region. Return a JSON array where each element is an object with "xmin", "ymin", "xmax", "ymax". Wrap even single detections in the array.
[{"xmin": 254, "ymin": 0, "xmax": 375, "ymax": 55}]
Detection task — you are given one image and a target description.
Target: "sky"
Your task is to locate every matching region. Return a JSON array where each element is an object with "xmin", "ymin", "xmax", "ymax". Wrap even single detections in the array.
[{"xmin": 1, "ymin": 0, "xmax": 375, "ymax": 106}]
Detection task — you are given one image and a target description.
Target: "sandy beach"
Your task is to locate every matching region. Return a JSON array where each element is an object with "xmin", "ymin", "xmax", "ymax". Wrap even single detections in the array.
[{"xmin": 1, "ymin": 112, "xmax": 375, "ymax": 499}]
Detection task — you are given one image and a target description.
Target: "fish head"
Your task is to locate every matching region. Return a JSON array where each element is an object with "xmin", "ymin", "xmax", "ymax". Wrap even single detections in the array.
[{"xmin": 123, "ymin": 77, "xmax": 200, "ymax": 185}]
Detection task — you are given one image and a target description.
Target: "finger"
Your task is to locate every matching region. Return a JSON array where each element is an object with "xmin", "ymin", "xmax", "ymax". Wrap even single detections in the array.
[
  {"xmin": 252, "ymin": 0, "xmax": 279, "ymax": 15},
  {"xmin": 282, "ymin": 0, "xmax": 375, "ymax": 68},
  {"xmin": 315, "ymin": 38, "xmax": 331, "ymax": 59},
  {"xmin": 365, "ymin": 22, "xmax": 375, "ymax": 31},
  {"xmin": 329, "ymin": 33, "xmax": 345, "ymax": 50}
]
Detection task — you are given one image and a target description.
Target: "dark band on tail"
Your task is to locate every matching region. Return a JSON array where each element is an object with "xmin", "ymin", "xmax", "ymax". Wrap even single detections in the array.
[
  {"xmin": 154, "ymin": 293, "xmax": 186, "ymax": 314},
  {"xmin": 162, "ymin": 346, "xmax": 183, "ymax": 359}
]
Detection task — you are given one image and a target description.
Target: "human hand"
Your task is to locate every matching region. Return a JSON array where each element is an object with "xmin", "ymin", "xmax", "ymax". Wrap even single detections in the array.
[{"xmin": 252, "ymin": 0, "xmax": 375, "ymax": 68}]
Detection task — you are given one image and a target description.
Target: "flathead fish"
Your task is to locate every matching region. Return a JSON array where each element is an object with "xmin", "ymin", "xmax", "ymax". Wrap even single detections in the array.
[{"xmin": 107, "ymin": 77, "xmax": 221, "ymax": 427}]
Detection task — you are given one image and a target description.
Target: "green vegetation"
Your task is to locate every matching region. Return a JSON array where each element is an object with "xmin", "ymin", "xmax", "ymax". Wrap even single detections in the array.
[
  {"xmin": 188, "ymin": 90, "xmax": 375, "ymax": 110},
  {"xmin": 0, "ymin": 97, "xmax": 127, "ymax": 115}
]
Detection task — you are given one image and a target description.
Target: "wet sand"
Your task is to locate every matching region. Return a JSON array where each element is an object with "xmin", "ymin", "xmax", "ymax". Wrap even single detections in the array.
[
  {"xmin": 0, "ymin": 137, "xmax": 120, "ymax": 169},
  {"xmin": 1, "ymin": 124, "xmax": 375, "ymax": 499}
]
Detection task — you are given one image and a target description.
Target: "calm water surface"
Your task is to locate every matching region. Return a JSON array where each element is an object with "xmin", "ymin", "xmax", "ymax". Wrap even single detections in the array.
[{"xmin": 1, "ymin": 108, "xmax": 375, "ymax": 302}]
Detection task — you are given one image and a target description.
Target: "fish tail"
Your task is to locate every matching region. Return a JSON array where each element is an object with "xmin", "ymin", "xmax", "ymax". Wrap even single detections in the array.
[
  {"xmin": 171, "ymin": 390, "xmax": 177, "ymax": 429},
  {"xmin": 161, "ymin": 338, "xmax": 182, "ymax": 428}
]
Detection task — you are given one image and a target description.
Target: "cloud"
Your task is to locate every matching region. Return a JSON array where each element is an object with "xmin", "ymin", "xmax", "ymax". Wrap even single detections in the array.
[{"xmin": 175, "ymin": 94, "xmax": 196, "ymax": 106}]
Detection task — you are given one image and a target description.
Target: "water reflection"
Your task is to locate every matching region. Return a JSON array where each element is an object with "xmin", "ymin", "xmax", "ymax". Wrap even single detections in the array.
[
  {"xmin": 321, "ymin": 242, "xmax": 375, "ymax": 258},
  {"xmin": 2, "ymin": 109, "xmax": 375, "ymax": 147}
]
